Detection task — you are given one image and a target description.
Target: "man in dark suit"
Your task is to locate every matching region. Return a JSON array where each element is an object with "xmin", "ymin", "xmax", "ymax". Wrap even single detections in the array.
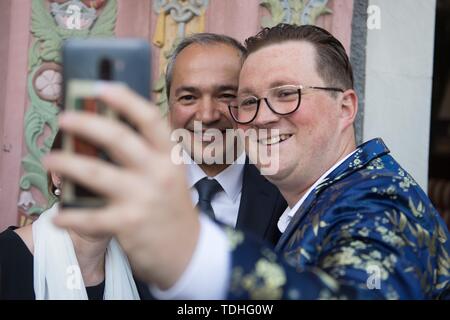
[{"xmin": 166, "ymin": 33, "xmax": 286, "ymax": 244}]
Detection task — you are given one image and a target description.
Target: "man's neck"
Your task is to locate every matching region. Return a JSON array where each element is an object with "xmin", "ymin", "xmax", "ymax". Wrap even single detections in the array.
[
  {"xmin": 69, "ymin": 230, "xmax": 110, "ymax": 287},
  {"xmin": 281, "ymin": 182, "xmax": 313, "ymax": 208},
  {"xmin": 281, "ymin": 140, "xmax": 357, "ymax": 208},
  {"xmin": 199, "ymin": 163, "xmax": 231, "ymax": 177},
  {"xmin": 196, "ymin": 143, "xmax": 244, "ymax": 177}
]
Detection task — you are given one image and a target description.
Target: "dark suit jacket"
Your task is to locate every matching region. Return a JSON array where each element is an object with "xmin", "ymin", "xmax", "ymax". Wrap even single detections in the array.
[{"xmin": 235, "ymin": 159, "xmax": 287, "ymax": 245}]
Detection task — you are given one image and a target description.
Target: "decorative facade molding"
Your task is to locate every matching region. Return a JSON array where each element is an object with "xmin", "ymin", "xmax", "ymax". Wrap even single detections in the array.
[
  {"xmin": 152, "ymin": 0, "xmax": 209, "ymax": 115},
  {"xmin": 19, "ymin": 0, "xmax": 117, "ymax": 216},
  {"xmin": 260, "ymin": 0, "xmax": 332, "ymax": 27}
]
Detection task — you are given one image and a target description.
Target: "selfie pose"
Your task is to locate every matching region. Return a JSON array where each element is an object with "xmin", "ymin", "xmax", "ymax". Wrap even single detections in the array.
[{"xmin": 45, "ymin": 24, "xmax": 450, "ymax": 300}]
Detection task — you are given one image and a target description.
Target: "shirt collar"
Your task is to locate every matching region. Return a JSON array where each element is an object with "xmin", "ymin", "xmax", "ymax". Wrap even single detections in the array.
[
  {"xmin": 278, "ymin": 149, "xmax": 358, "ymax": 233},
  {"xmin": 288, "ymin": 149, "xmax": 358, "ymax": 216},
  {"xmin": 186, "ymin": 151, "xmax": 246, "ymax": 202}
]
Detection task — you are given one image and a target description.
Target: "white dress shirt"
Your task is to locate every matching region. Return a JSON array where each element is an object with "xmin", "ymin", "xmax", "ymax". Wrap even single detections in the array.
[
  {"xmin": 150, "ymin": 151, "xmax": 244, "ymax": 299},
  {"xmin": 151, "ymin": 150, "xmax": 356, "ymax": 299},
  {"xmin": 149, "ymin": 215, "xmax": 231, "ymax": 299},
  {"xmin": 187, "ymin": 151, "xmax": 246, "ymax": 227}
]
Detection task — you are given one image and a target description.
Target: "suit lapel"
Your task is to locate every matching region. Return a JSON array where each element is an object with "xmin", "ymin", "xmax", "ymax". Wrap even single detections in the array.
[
  {"xmin": 275, "ymin": 138, "xmax": 390, "ymax": 251},
  {"xmin": 236, "ymin": 158, "xmax": 279, "ymax": 239},
  {"xmin": 274, "ymin": 187, "xmax": 318, "ymax": 251}
]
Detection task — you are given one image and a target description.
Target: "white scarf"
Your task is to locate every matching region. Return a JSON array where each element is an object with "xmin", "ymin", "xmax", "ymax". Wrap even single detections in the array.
[{"xmin": 32, "ymin": 204, "xmax": 140, "ymax": 300}]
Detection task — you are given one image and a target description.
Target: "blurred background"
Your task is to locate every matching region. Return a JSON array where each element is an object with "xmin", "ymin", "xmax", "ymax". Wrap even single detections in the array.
[{"xmin": 0, "ymin": 0, "xmax": 448, "ymax": 230}]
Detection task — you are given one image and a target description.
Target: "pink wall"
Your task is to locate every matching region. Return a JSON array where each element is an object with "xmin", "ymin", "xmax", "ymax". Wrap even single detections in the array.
[
  {"xmin": 206, "ymin": 0, "xmax": 354, "ymax": 54},
  {"xmin": 319, "ymin": 0, "xmax": 354, "ymax": 54},
  {"xmin": 115, "ymin": 0, "xmax": 155, "ymax": 98},
  {"xmin": 206, "ymin": 0, "xmax": 261, "ymax": 43},
  {"xmin": 0, "ymin": 0, "xmax": 32, "ymax": 229},
  {"xmin": 0, "ymin": 1, "xmax": 11, "ymax": 121}
]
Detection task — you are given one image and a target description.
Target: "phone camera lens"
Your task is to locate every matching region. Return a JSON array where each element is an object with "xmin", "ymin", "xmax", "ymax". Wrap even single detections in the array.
[{"xmin": 99, "ymin": 58, "xmax": 113, "ymax": 80}]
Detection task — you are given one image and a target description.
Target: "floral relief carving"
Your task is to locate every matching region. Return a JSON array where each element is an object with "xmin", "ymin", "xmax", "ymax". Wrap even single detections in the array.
[{"xmin": 19, "ymin": 0, "xmax": 117, "ymax": 216}]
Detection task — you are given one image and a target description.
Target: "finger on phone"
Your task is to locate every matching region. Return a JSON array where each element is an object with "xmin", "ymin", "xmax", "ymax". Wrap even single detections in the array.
[
  {"xmin": 58, "ymin": 111, "xmax": 154, "ymax": 170},
  {"xmin": 95, "ymin": 83, "xmax": 173, "ymax": 153},
  {"xmin": 53, "ymin": 208, "xmax": 119, "ymax": 235},
  {"xmin": 43, "ymin": 151, "xmax": 132, "ymax": 199}
]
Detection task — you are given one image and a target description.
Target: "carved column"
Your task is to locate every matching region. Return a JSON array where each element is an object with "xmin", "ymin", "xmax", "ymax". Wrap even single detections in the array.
[
  {"xmin": 151, "ymin": 0, "xmax": 209, "ymax": 115},
  {"xmin": 18, "ymin": 0, "xmax": 117, "ymax": 223},
  {"xmin": 260, "ymin": 0, "xmax": 332, "ymax": 27}
]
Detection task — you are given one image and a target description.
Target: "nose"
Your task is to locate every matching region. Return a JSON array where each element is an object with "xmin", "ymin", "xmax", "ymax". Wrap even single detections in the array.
[
  {"xmin": 252, "ymin": 98, "xmax": 281, "ymax": 126},
  {"xmin": 196, "ymin": 97, "xmax": 221, "ymax": 124}
]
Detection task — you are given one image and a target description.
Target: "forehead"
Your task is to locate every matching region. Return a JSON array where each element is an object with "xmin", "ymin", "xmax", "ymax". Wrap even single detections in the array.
[
  {"xmin": 171, "ymin": 43, "xmax": 242, "ymax": 90},
  {"xmin": 239, "ymin": 41, "xmax": 322, "ymax": 92}
]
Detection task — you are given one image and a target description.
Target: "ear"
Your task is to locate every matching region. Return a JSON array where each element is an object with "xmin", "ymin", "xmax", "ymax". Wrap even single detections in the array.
[
  {"xmin": 50, "ymin": 172, "xmax": 61, "ymax": 188},
  {"xmin": 338, "ymin": 89, "xmax": 358, "ymax": 130}
]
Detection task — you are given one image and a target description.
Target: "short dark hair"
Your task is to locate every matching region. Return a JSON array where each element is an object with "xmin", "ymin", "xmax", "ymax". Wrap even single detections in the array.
[
  {"xmin": 244, "ymin": 24, "xmax": 354, "ymax": 90},
  {"xmin": 165, "ymin": 33, "xmax": 247, "ymax": 100}
]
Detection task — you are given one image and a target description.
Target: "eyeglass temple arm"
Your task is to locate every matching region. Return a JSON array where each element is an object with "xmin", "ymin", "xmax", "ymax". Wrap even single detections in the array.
[{"xmin": 308, "ymin": 86, "xmax": 344, "ymax": 92}]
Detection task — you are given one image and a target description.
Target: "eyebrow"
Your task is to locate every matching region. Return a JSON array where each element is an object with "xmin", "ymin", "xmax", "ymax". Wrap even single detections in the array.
[
  {"xmin": 269, "ymin": 80, "xmax": 295, "ymax": 88},
  {"xmin": 238, "ymin": 87, "xmax": 255, "ymax": 96},
  {"xmin": 174, "ymin": 86, "xmax": 200, "ymax": 96},
  {"xmin": 174, "ymin": 85, "xmax": 238, "ymax": 96},
  {"xmin": 239, "ymin": 80, "xmax": 298, "ymax": 96},
  {"xmin": 216, "ymin": 85, "xmax": 238, "ymax": 92}
]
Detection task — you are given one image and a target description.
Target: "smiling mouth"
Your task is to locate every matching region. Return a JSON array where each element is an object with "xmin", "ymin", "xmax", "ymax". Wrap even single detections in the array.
[{"xmin": 258, "ymin": 134, "xmax": 293, "ymax": 146}]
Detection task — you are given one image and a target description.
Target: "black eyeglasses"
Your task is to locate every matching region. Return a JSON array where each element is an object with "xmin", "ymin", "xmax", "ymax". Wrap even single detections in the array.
[{"xmin": 228, "ymin": 85, "xmax": 344, "ymax": 124}]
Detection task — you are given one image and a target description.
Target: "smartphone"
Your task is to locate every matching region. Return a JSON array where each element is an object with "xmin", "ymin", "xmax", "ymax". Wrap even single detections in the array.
[{"xmin": 61, "ymin": 38, "xmax": 151, "ymax": 208}]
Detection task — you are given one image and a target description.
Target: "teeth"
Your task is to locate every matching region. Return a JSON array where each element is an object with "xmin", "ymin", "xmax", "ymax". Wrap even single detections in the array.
[
  {"xmin": 259, "ymin": 134, "xmax": 292, "ymax": 145},
  {"xmin": 260, "ymin": 136, "xmax": 280, "ymax": 145}
]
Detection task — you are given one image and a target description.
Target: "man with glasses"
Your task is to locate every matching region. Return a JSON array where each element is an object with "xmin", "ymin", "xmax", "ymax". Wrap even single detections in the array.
[
  {"xmin": 229, "ymin": 85, "xmax": 343, "ymax": 124},
  {"xmin": 48, "ymin": 24, "xmax": 450, "ymax": 299}
]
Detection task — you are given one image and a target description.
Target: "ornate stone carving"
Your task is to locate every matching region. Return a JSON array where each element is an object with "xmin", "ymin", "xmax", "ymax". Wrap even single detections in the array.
[
  {"xmin": 50, "ymin": 0, "xmax": 98, "ymax": 30},
  {"xmin": 260, "ymin": 0, "xmax": 332, "ymax": 27},
  {"xmin": 17, "ymin": 190, "xmax": 37, "ymax": 213},
  {"xmin": 33, "ymin": 62, "xmax": 62, "ymax": 102},
  {"xmin": 152, "ymin": 0, "xmax": 209, "ymax": 115},
  {"xmin": 20, "ymin": 0, "xmax": 117, "ymax": 215}
]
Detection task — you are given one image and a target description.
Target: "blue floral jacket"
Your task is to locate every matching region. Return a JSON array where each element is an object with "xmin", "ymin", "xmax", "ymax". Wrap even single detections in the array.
[{"xmin": 227, "ymin": 138, "xmax": 450, "ymax": 299}]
